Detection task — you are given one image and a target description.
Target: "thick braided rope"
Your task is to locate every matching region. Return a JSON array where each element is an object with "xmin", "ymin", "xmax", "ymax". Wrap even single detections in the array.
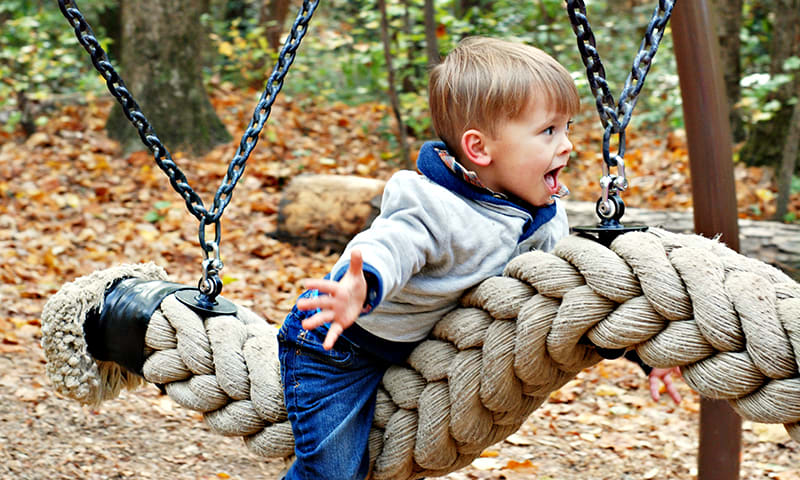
[{"xmin": 41, "ymin": 228, "xmax": 800, "ymax": 479}]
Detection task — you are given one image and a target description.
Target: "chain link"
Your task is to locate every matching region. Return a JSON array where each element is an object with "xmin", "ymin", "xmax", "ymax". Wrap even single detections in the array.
[
  {"xmin": 565, "ymin": 0, "xmax": 675, "ymax": 217},
  {"xmin": 566, "ymin": 0, "xmax": 674, "ymax": 163},
  {"xmin": 57, "ymin": 0, "xmax": 319, "ymax": 260}
]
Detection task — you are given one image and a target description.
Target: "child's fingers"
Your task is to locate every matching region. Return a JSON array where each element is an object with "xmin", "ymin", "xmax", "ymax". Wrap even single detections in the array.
[
  {"xmin": 667, "ymin": 386, "xmax": 682, "ymax": 404},
  {"xmin": 323, "ymin": 322, "xmax": 344, "ymax": 350},
  {"xmin": 302, "ymin": 279, "xmax": 340, "ymax": 294},
  {"xmin": 297, "ymin": 295, "xmax": 337, "ymax": 312},
  {"xmin": 649, "ymin": 376, "xmax": 660, "ymax": 401},
  {"xmin": 664, "ymin": 376, "xmax": 682, "ymax": 404},
  {"xmin": 348, "ymin": 250, "xmax": 363, "ymax": 275},
  {"xmin": 301, "ymin": 310, "xmax": 335, "ymax": 331}
]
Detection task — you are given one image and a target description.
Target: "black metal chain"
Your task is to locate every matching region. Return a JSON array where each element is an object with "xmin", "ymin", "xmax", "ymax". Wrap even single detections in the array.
[
  {"xmin": 57, "ymin": 0, "xmax": 319, "ymax": 279},
  {"xmin": 565, "ymin": 0, "xmax": 675, "ymax": 219}
]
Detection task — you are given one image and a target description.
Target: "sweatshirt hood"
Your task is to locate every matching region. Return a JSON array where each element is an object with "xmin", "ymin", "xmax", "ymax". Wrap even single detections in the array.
[{"xmin": 416, "ymin": 141, "xmax": 557, "ymax": 241}]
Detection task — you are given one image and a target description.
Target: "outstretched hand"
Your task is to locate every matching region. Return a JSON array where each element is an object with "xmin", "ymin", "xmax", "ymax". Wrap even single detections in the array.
[
  {"xmin": 649, "ymin": 366, "xmax": 683, "ymax": 404},
  {"xmin": 297, "ymin": 250, "xmax": 368, "ymax": 350}
]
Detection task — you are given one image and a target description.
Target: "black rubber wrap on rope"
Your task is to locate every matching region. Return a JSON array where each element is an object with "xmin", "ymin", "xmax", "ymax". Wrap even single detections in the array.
[
  {"xmin": 40, "ymin": 230, "xmax": 800, "ymax": 479},
  {"xmin": 84, "ymin": 278, "xmax": 191, "ymax": 374}
]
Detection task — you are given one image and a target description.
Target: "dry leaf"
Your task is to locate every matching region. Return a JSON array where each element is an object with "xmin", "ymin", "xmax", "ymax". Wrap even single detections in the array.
[{"xmin": 750, "ymin": 422, "xmax": 791, "ymax": 443}]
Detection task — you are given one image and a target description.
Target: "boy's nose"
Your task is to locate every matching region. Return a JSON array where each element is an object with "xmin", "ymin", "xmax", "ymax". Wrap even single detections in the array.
[{"xmin": 560, "ymin": 136, "xmax": 573, "ymax": 156}]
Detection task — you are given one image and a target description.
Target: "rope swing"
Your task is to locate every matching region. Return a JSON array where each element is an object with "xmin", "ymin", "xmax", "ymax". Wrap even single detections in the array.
[
  {"xmin": 43, "ymin": 1, "xmax": 800, "ymax": 479},
  {"xmin": 42, "ymin": 228, "xmax": 800, "ymax": 480}
]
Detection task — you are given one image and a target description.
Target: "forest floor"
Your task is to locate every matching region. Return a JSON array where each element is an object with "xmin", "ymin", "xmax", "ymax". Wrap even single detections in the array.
[
  {"xmin": 3, "ymin": 334, "xmax": 800, "ymax": 480},
  {"xmin": 2, "ymin": 89, "xmax": 800, "ymax": 479}
]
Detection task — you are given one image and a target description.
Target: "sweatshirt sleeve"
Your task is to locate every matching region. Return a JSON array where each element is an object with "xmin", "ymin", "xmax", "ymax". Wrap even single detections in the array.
[{"xmin": 330, "ymin": 172, "xmax": 451, "ymax": 309}]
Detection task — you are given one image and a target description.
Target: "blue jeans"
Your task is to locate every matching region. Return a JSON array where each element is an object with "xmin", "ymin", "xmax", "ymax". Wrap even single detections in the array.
[{"xmin": 278, "ymin": 299, "xmax": 390, "ymax": 480}]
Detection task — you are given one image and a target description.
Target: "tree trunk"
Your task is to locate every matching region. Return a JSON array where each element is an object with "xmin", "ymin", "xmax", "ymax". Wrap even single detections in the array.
[
  {"xmin": 96, "ymin": 2, "xmax": 122, "ymax": 62},
  {"xmin": 423, "ymin": 0, "xmax": 440, "ymax": 67},
  {"xmin": 739, "ymin": 0, "xmax": 800, "ymax": 168},
  {"xmin": 709, "ymin": 0, "xmax": 746, "ymax": 141},
  {"xmin": 775, "ymin": 86, "xmax": 800, "ymax": 219},
  {"xmin": 401, "ymin": 2, "xmax": 418, "ymax": 93},
  {"xmin": 378, "ymin": 0, "xmax": 411, "ymax": 169},
  {"xmin": 16, "ymin": 91, "xmax": 36, "ymax": 137},
  {"xmin": 106, "ymin": 0, "xmax": 231, "ymax": 156},
  {"xmin": 259, "ymin": 0, "xmax": 292, "ymax": 51}
]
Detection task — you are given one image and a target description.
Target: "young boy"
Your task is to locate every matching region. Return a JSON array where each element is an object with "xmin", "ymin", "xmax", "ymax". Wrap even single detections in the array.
[{"xmin": 277, "ymin": 36, "xmax": 677, "ymax": 480}]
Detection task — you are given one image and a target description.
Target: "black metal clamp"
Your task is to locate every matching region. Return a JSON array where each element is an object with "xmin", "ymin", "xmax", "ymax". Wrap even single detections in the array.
[{"xmin": 84, "ymin": 275, "xmax": 237, "ymax": 375}]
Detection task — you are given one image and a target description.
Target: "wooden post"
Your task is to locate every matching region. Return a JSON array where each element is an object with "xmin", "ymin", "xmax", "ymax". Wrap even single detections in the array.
[{"xmin": 671, "ymin": 2, "xmax": 742, "ymax": 479}]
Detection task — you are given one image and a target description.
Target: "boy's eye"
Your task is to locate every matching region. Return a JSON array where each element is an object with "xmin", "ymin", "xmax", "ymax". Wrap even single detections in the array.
[
  {"xmin": 544, "ymin": 126, "xmax": 555, "ymax": 135},
  {"xmin": 566, "ymin": 120, "xmax": 573, "ymax": 132}
]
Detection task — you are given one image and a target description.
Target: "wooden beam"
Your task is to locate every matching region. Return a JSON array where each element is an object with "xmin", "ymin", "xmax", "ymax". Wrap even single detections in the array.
[{"xmin": 671, "ymin": 1, "xmax": 742, "ymax": 479}]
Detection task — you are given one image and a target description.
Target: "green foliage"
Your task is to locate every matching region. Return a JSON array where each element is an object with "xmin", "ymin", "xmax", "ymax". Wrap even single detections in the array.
[
  {"xmin": 739, "ymin": 70, "xmax": 795, "ymax": 122},
  {"xmin": 8, "ymin": 0, "xmax": 788, "ymax": 156},
  {"xmin": 0, "ymin": 0, "xmax": 113, "ymax": 133},
  {"xmin": 285, "ymin": 27, "xmax": 390, "ymax": 105},
  {"xmin": 738, "ymin": 56, "xmax": 798, "ymax": 124},
  {"xmin": 205, "ymin": 15, "xmax": 273, "ymax": 87},
  {"xmin": 785, "ymin": 56, "xmax": 800, "ymax": 72},
  {"xmin": 740, "ymin": 1, "xmax": 772, "ymax": 73},
  {"xmin": 792, "ymin": 175, "xmax": 800, "ymax": 195},
  {"xmin": 145, "ymin": 200, "xmax": 172, "ymax": 223},
  {"xmin": 272, "ymin": 0, "xmax": 684, "ymax": 137},
  {"xmin": 400, "ymin": 91, "xmax": 432, "ymax": 138},
  {"xmin": 737, "ymin": 1, "xmax": 799, "ymax": 130}
]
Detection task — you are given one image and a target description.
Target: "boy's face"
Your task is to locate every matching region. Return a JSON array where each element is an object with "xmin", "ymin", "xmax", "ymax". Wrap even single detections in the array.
[{"xmin": 482, "ymin": 99, "xmax": 573, "ymax": 207}]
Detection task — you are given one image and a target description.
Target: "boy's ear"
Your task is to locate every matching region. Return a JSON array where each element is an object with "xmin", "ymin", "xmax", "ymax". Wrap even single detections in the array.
[{"xmin": 460, "ymin": 129, "xmax": 492, "ymax": 167}]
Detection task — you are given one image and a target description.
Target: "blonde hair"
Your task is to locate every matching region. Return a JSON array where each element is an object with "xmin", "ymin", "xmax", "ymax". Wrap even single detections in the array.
[{"xmin": 429, "ymin": 36, "xmax": 580, "ymax": 159}]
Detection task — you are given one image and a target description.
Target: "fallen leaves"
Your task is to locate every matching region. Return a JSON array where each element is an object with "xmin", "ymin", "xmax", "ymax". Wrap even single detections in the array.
[
  {"xmin": 560, "ymin": 125, "xmax": 794, "ymax": 221},
  {"xmin": 2, "ymin": 87, "xmax": 800, "ymax": 479},
  {"xmin": 748, "ymin": 422, "xmax": 792, "ymax": 443},
  {"xmin": 1, "ymin": 89, "xmax": 797, "ymax": 334},
  {"xmin": 0, "ymin": 91, "xmax": 406, "ymax": 327}
]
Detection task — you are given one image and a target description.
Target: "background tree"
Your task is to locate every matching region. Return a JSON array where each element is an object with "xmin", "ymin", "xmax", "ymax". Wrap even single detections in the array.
[
  {"xmin": 223, "ymin": 0, "xmax": 249, "ymax": 24},
  {"xmin": 105, "ymin": 0, "xmax": 231, "ymax": 155},
  {"xmin": 710, "ymin": 0, "xmax": 746, "ymax": 141},
  {"xmin": 776, "ymin": 80, "xmax": 800, "ymax": 218},
  {"xmin": 378, "ymin": 0, "xmax": 411, "ymax": 169},
  {"xmin": 260, "ymin": 0, "xmax": 292, "ymax": 51},
  {"xmin": 423, "ymin": 0, "xmax": 440, "ymax": 67},
  {"xmin": 400, "ymin": 1, "xmax": 424, "ymax": 92},
  {"xmin": 95, "ymin": 1, "xmax": 122, "ymax": 61},
  {"xmin": 738, "ymin": 0, "xmax": 800, "ymax": 169}
]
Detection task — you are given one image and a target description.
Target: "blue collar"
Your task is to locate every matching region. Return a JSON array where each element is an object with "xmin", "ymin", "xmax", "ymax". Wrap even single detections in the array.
[{"xmin": 416, "ymin": 141, "xmax": 557, "ymax": 241}]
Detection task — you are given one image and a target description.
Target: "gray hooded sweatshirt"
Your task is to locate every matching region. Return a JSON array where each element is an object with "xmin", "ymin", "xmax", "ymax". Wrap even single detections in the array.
[{"xmin": 328, "ymin": 142, "xmax": 568, "ymax": 363}]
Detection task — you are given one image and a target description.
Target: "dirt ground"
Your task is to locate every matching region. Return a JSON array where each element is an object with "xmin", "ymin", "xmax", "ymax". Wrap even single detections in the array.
[
  {"xmin": 2, "ymin": 96, "xmax": 800, "ymax": 479},
  {"xmin": 2, "ymin": 329, "xmax": 800, "ymax": 480}
]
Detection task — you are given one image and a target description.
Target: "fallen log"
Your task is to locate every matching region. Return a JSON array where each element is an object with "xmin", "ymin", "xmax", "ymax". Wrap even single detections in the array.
[{"xmin": 268, "ymin": 174, "xmax": 385, "ymax": 250}]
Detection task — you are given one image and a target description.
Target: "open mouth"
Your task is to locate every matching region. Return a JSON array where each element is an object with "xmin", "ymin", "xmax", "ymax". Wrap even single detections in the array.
[{"xmin": 544, "ymin": 165, "xmax": 564, "ymax": 194}]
